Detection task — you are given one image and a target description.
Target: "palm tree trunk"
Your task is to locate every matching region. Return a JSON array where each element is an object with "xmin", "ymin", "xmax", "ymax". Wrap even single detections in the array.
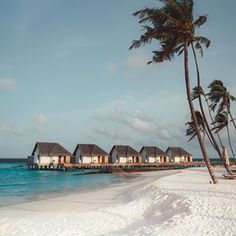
[
  {"xmin": 191, "ymin": 44, "xmax": 232, "ymax": 175},
  {"xmin": 184, "ymin": 42, "xmax": 217, "ymax": 184}
]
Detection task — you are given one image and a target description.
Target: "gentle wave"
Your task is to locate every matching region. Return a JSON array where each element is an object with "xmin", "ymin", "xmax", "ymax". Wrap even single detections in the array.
[{"xmin": 0, "ymin": 162, "xmax": 123, "ymax": 207}]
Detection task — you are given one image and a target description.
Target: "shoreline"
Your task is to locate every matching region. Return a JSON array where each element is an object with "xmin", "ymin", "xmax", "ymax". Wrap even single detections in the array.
[
  {"xmin": 0, "ymin": 172, "xmax": 128, "ymax": 209},
  {"xmin": 0, "ymin": 167, "xmax": 235, "ymax": 235},
  {"xmin": 0, "ymin": 170, "xmax": 175, "ymax": 214}
]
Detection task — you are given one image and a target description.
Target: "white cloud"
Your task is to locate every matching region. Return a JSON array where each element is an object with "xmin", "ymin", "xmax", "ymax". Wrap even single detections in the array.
[
  {"xmin": 0, "ymin": 79, "xmax": 16, "ymax": 91},
  {"xmin": 110, "ymin": 108, "xmax": 173, "ymax": 140},
  {"xmin": 93, "ymin": 127, "xmax": 132, "ymax": 141},
  {"xmin": 33, "ymin": 113, "xmax": 46, "ymax": 124}
]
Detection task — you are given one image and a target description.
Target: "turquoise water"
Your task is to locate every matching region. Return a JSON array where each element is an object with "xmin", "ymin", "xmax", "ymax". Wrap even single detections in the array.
[{"xmin": 0, "ymin": 162, "xmax": 122, "ymax": 208}]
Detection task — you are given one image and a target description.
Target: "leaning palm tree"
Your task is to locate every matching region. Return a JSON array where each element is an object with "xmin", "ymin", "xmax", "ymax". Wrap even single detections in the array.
[
  {"xmin": 191, "ymin": 87, "xmax": 216, "ymax": 148},
  {"xmin": 130, "ymin": 0, "xmax": 217, "ymax": 183},
  {"xmin": 208, "ymin": 80, "xmax": 236, "ymax": 130},
  {"xmin": 212, "ymin": 111, "xmax": 235, "ymax": 161},
  {"xmin": 192, "ymin": 86, "xmax": 233, "ymax": 174},
  {"xmin": 192, "ymin": 86, "xmax": 224, "ymax": 148}
]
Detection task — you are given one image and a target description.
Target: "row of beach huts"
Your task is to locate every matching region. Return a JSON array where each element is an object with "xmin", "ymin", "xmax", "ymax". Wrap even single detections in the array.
[{"xmin": 28, "ymin": 142, "xmax": 193, "ymax": 165}]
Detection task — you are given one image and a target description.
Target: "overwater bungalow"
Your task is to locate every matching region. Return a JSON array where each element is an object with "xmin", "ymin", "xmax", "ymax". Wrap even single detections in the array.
[
  {"xmin": 140, "ymin": 146, "xmax": 169, "ymax": 163},
  {"xmin": 72, "ymin": 144, "xmax": 109, "ymax": 164},
  {"xmin": 28, "ymin": 142, "xmax": 71, "ymax": 164},
  {"xmin": 110, "ymin": 145, "xmax": 142, "ymax": 163},
  {"xmin": 166, "ymin": 147, "xmax": 192, "ymax": 162}
]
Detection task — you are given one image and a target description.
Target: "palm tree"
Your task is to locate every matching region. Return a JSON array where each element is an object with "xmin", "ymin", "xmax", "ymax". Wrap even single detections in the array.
[
  {"xmin": 208, "ymin": 80, "xmax": 236, "ymax": 130},
  {"xmin": 192, "ymin": 86, "xmax": 233, "ymax": 174},
  {"xmin": 192, "ymin": 86, "xmax": 224, "ymax": 148},
  {"xmin": 212, "ymin": 111, "xmax": 235, "ymax": 161},
  {"xmin": 130, "ymin": 0, "xmax": 217, "ymax": 183}
]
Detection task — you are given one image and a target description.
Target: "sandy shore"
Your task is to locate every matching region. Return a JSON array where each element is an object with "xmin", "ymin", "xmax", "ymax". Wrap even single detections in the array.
[{"xmin": 0, "ymin": 167, "xmax": 235, "ymax": 236}]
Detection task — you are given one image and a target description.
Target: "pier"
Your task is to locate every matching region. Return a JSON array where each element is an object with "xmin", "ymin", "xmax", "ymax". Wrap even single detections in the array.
[{"xmin": 27, "ymin": 161, "xmax": 206, "ymax": 171}]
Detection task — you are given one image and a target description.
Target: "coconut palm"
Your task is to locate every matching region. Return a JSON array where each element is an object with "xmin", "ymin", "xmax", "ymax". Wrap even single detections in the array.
[
  {"xmin": 192, "ymin": 86, "xmax": 223, "ymax": 147},
  {"xmin": 212, "ymin": 111, "xmax": 235, "ymax": 161},
  {"xmin": 208, "ymin": 80, "xmax": 236, "ymax": 130},
  {"xmin": 192, "ymin": 86, "xmax": 233, "ymax": 174},
  {"xmin": 130, "ymin": 0, "xmax": 217, "ymax": 183}
]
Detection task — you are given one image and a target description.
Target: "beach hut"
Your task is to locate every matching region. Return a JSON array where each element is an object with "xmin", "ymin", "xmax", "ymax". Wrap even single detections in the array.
[
  {"xmin": 166, "ymin": 147, "xmax": 192, "ymax": 162},
  {"xmin": 109, "ymin": 145, "xmax": 142, "ymax": 163},
  {"xmin": 140, "ymin": 146, "xmax": 169, "ymax": 163},
  {"xmin": 30, "ymin": 142, "xmax": 71, "ymax": 164},
  {"xmin": 73, "ymin": 144, "xmax": 109, "ymax": 164}
]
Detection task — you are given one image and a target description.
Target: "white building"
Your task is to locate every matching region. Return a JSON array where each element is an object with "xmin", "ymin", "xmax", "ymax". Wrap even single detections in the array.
[
  {"xmin": 110, "ymin": 145, "xmax": 142, "ymax": 163},
  {"xmin": 73, "ymin": 144, "xmax": 109, "ymax": 164},
  {"xmin": 166, "ymin": 147, "xmax": 192, "ymax": 162},
  {"xmin": 29, "ymin": 142, "xmax": 71, "ymax": 164},
  {"xmin": 140, "ymin": 146, "xmax": 169, "ymax": 163}
]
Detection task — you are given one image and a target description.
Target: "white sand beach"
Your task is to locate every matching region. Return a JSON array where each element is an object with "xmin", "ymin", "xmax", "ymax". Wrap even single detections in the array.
[{"xmin": 0, "ymin": 167, "xmax": 236, "ymax": 236}]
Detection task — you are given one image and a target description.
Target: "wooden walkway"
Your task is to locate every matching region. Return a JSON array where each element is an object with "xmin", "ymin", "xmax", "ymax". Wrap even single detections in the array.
[{"xmin": 28, "ymin": 161, "xmax": 206, "ymax": 171}]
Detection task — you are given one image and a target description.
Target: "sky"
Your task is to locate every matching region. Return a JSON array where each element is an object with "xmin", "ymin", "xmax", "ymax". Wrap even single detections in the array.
[{"xmin": 0, "ymin": 0, "xmax": 236, "ymax": 158}]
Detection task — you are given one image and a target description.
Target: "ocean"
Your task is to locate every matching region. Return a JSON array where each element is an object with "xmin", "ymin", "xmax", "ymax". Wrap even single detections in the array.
[{"xmin": 0, "ymin": 160, "xmax": 122, "ymax": 208}]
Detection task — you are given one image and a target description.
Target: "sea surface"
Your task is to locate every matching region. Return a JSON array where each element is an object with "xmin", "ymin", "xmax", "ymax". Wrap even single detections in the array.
[{"xmin": 0, "ymin": 161, "xmax": 123, "ymax": 208}]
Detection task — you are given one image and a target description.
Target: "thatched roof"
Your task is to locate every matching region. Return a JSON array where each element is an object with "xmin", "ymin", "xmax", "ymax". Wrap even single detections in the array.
[
  {"xmin": 110, "ymin": 145, "xmax": 140, "ymax": 157},
  {"xmin": 32, "ymin": 142, "xmax": 71, "ymax": 156},
  {"xmin": 73, "ymin": 144, "xmax": 108, "ymax": 156},
  {"xmin": 166, "ymin": 147, "xmax": 192, "ymax": 156},
  {"xmin": 140, "ymin": 146, "xmax": 166, "ymax": 156}
]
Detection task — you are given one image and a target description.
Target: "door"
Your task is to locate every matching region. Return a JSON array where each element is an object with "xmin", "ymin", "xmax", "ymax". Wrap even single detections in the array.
[
  {"xmin": 58, "ymin": 156, "xmax": 62, "ymax": 163},
  {"xmin": 98, "ymin": 156, "xmax": 100, "ymax": 163},
  {"xmin": 102, "ymin": 156, "xmax": 105, "ymax": 163},
  {"xmin": 136, "ymin": 156, "xmax": 139, "ymax": 162},
  {"xmin": 163, "ymin": 156, "xmax": 167, "ymax": 162}
]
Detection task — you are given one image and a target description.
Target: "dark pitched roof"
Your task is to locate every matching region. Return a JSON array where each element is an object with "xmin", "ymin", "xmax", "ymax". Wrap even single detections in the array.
[
  {"xmin": 166, "ymin": 147, "xmax": 192, "ymax": 156},
  {"xmin": 32, "ymin": 142, "xmax": 71, "ymax": 156},
  {"xmin": 110, "ymin": 145, "xmax": 140, "ymax": 157},
  {"xmin": 140, "ymin": 146, "xmax": 166, "ymax": 156},
  {"xmin": 73, "ymin": 144, "xmax": 108, "ymax": 156}
]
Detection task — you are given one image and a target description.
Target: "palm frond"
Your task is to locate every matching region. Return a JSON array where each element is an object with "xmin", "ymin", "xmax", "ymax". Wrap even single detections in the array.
[
  {"xmin": 130, "ymin": 0, "xmax": 209, "ymax": 67},
  {"xmin": 229, "ymin": 94, "xmax": 236, "ymax": 102},
  {"xmin": 194, "ymin": 36, "xmax": 210, "ymax": 48},
  {"xmin": 212, "ymin": 111, "xmax": 228, "ymax": 132},
  {"xmin": 194, "ymin": 15, "xmax": 207, "ymax": 28},
  {"xmin": 150, "ymin": 36, "xmax": 179, "ymax": 63},
  {"xmin": 186, "ymin": 111, "xmax": 205, "ymax": 141},
  {"xmin": 194, "ymin": 41, "xmax": 203, "ymax": 57},
  {"xmin": 191, "ymin": 86, "xmax": 204, "ymax": 100}
]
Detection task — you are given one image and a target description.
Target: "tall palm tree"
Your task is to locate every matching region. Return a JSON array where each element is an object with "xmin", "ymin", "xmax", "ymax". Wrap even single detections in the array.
[
  {"xmin": 130, "ymin": 0, "xmax": 217, "ymax": 183},
  {"xmin": 208, "ymin": 80, "xmax": 236, "ymax": 130},
  {"xmin": 212, "ymin": 111, "xmax": 235, "ymax": 160}
]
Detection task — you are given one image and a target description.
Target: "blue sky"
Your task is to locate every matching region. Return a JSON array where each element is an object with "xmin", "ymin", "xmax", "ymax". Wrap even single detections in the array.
[{"xmin": 0, "ymin": 0, "xmax": 236, "ymax": 158}]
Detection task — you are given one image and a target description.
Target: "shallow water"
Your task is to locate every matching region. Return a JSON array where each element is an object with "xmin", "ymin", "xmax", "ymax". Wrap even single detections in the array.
[{"xmin": 0, "ymin": 162, "xmax": 123, "ymax": 207}]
